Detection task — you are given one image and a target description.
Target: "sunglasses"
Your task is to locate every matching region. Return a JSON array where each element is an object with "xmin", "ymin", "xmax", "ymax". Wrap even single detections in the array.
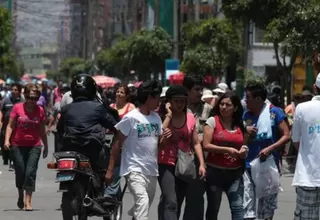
[{"xmin": 26, "ymin": 96, "xmax": 39, "ymax": 101}]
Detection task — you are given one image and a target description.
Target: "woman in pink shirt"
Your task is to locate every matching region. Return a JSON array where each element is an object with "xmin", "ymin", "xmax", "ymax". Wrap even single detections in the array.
[
  {"xmin": 4, "ymin": 83, "xmax": 48, "ymax": 211},
  {"xmin": 158, "ymin": 85, "xmax": 206, "ymax": 220}
]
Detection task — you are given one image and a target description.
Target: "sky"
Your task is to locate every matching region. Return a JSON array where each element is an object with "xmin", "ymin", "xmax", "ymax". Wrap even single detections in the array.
[{"xmin": 15, "ymin": 0, "xmax": 67, "ymax": 47}]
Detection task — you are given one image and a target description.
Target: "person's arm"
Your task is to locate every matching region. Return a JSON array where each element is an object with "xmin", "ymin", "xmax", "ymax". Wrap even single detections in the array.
[
  {"xmin": 193, "ymin": 128, "xmax": 205, "ymax": 166},
  {"xmin": 105, "ymin": 117, "xmax": 131, "ymax": 184},
  {"xmin": 291, "ymin": 106, "xmax": 301, "ymax": 150},
  {"xmin": 259, "ymin": 109, "xmax": 291, "ymax": 157},
  {"xmin": 39, "ymin": 107, "xmax": 48, "ymax": 152},
  {"xmin": 4, "ymin": 105, "xmax": 17, "ymax": 149},
  {"xmin": 0, "ymin": 99, "xmax": 6, "ymax": 127},
  {"xmin": 106, "ymin": 130, "xmax": 126, "ymax": 174}
]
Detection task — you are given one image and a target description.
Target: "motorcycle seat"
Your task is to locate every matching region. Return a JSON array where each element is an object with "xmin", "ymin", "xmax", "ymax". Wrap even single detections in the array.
[{"xmin": 53, "ymin": 151, "xmax": 90, "ymax": 162}]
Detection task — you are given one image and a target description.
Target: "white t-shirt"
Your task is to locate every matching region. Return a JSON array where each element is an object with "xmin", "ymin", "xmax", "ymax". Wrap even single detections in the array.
[
  {"xmin": 292, "ymin": 96, "xmax": 320, "ymax": 187},
  {"xmin": 115, "ymin": 108, "xmax": 162, "ymax": 177}
]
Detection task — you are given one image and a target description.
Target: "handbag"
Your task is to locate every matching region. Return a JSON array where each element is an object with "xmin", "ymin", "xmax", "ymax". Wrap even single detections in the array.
[{"xmin": 175, "ymin": 148, "xmax": 197, "ymax": 183}]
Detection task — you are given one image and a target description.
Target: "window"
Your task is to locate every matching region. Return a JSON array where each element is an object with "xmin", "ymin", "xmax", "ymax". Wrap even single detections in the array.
[
  {"xmin": 254, "ymin": 26, "xmax": 265, "ymax": 43},
  {"xmin": 253, "ymin": 25, "xmax": 272, "ymax": 46},
  {"xmin": 252, "ymin": 66, "xmax": 265, "ymax": 77}
]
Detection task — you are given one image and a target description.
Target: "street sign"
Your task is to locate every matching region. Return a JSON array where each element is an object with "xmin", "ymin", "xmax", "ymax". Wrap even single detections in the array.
[{"xmin": 165, "ymin": 59, "xmax": 180, "ymax": 79}]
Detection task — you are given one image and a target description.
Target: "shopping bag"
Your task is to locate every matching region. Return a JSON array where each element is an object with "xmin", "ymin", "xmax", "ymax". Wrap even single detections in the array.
[{"xmin": 250, "ymin": 156, "xmax": 280, "ymax": 199}]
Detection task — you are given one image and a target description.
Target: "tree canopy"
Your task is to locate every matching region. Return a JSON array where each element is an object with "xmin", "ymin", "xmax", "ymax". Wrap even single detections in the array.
[
  {"xmin": 181, "ymin": 17, "xmax": 242, "ymax": 76},
  {"xmin": 0, "ymin": 6, "xmax": 20, "ymax": 79},
  {"xmin": 96, "ymin": 27, "xmax": 173, "ymax": 80},
  {"xmin": 59, "ymin": 57, "xmax": 86, "ymax": 79},
  {"xmin": 222, "ymin": 0, "xmax": 320, "ymax": 68}
]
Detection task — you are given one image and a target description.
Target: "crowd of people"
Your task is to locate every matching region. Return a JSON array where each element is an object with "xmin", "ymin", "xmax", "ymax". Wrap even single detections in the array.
[{"xmin": 1, "ymin": 72, "xmax": 320, "ymax": 220}]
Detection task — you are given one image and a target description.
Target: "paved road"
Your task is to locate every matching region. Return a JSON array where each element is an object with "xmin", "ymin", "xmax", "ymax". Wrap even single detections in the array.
[{"xmin": 0, "ymin": 135, "xmax": 296, "ymax": 219}]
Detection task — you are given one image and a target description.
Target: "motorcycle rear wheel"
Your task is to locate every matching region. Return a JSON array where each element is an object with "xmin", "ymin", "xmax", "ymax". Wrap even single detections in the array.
[{"xmin": 61, "ymin": 181, "xmax": 87, "ymax": 220}]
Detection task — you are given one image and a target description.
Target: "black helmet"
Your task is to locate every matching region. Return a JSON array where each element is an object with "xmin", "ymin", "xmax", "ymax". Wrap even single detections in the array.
[{"xmin": 71, "ymin": 74, "xmax": 97, "ymax": 100}]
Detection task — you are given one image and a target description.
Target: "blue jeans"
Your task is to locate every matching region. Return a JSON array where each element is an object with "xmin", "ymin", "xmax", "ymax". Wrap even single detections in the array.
[
  {"xmin": 104, "ymin": 149, "xmax": 121, "ymax": 199},
  {"xmin": 205, "ymin": 166, "xmax": 244, "ymax": 220},
  {"xmin": 104, "ymin": 166, "xmax": 121, "ymax": 199}
]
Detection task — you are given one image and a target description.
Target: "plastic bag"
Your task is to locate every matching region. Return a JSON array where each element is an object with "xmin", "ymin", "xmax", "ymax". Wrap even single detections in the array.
[{"xmin": 250, "ymin": 156, "xmax": 280, "ymax": 199}]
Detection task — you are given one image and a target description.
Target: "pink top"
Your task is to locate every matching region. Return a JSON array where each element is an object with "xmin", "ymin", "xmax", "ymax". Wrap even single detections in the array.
[
  {"xmin": 110, "ymin": 103, "xmax": 132, "ymax": 119},
  {"xmin": 53, "ymin": 87, "xmax": 62, "ymax": 104},
  {"xmin": 158, "ymin": 112, "xmax": 196, "ymax": 165},
  {"xmin": 10, "ymin": 103, "xmax": 45, "ymax": 147}
]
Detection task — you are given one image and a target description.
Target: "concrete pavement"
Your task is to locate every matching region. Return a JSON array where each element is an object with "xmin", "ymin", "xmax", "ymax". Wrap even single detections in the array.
[{"xmin": 0, "ymin": 135, "xmax": 297, "ymax": 219}]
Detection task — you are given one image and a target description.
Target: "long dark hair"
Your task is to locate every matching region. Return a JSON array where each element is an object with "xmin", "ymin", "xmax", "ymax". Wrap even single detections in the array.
[{"xmin": 211, "ymin": 91, "xmax": 245, "ymax": 133}]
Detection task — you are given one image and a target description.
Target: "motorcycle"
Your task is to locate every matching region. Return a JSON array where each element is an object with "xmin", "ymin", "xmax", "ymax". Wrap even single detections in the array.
[{"xmin": 47, "ymin": 134, "xmax": 126, "ymax": 220}]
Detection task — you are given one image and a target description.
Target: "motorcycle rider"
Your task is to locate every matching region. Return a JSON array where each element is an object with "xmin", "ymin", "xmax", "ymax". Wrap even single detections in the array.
[{"xmin": 57, "ymin": 74, "xmax": 118, "ymax": 171}]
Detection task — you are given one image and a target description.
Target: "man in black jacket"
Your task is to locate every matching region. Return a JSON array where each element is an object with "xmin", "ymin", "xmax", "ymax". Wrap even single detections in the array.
[{"xmin": 57, "ymin": 74, "xmax": 118, "ymax": 170}]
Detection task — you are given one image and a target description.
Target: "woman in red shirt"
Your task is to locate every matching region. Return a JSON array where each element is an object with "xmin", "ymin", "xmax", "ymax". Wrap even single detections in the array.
[
  {"xmin": 4, "ymin": 83, "xmax": 48, "ymax": 211},
  {"xmin": 203, "ymin": 91, "xmax": 248, "ymax": 220}
]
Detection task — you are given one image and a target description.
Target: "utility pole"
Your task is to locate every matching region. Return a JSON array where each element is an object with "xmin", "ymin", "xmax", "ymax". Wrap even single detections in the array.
[
  {"xmin": 187, "ymin": 0, "xmax": 194, "ymax": 21},
  {"xmin": 154, "ymin": 0, "xmax": 160, "ymax": 26},
  {"xmin": 173, "ymin": 0, "xmax": 180, "ymax": 59},
  {"xmin": 195, "ymin": 0, "xmax": 200, "ymax": 21}
]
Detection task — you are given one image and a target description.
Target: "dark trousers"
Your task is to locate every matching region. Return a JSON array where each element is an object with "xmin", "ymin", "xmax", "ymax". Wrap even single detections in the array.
[
  {"xmin": 2, "ymin": 148, "xmax": 12, "ymax": 164},
  {"xmin": 205, "ymin": 166, "xmax": 244, "ymax": 220},
  {"xmin": 182, "ymin": 158, "xmax": 205, "ymax": 220},
  {"xmin": 53, "ymin": 131, "xmax": 63, "ymax": 152},
  {"xmin": 158, "ymin": 164, "xmax": 188, "ymax": 220},
  {"xmin": 11, "ymin": 146, "xmax": 42, "ymax": 192}
]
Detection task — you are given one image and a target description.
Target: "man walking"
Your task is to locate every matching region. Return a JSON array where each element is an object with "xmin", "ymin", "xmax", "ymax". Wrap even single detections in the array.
[
  {"xmin": 292, "ymin": 73, "xmax": 320, "ymax": 220},
  {"xmin": 106, "ymin": 80, "xmax": 169, "ymax": 220}
]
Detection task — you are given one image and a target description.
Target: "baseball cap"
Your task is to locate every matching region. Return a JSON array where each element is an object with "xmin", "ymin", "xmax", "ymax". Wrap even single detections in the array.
[
  {"xmin": 213, "ymin": 83, "xmax": 229, "ymax": 94},
  {"xmin": 201, "ymin": 89, "xmax": 214, "ymax": 102}
]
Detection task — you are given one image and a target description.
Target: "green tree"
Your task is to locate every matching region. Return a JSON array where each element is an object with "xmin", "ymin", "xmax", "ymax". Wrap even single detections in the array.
[
  {"xmin": 128, "ymin": 27, "xmax": 173, "ymax": 80},
  {"xmin": 222, "ymin": 0, "xmax": 320, "ymax": 101},
  {"xmin": 0, "ymin": 6, "xmax": 14, "ymax": 78},
  {"xmin": 59, "ymin": 57, "xmax": 86, "ymax": 79},
  {"xmin": 96, "ymin": 39, "xmax": 131, "ymax": 77},
  {"xmin": 181, "ymin": 18, "xmax": 242, "ymax": 76},
  {"xmin": 96, "ymin": 27, "xmax": 173, "ymax": 80}
]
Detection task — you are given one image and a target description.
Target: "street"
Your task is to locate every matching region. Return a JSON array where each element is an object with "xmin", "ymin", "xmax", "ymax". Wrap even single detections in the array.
[{"xmin": 0, "ymin": 135, "xmax": 296, "ymax": 220}]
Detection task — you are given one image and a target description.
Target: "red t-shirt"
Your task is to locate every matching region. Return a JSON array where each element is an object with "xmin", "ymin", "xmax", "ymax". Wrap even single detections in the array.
[
  {"xmin": 206, "ymin": 116, "xmax": 244, "ymax": 169},
  {"xmin": 158, "ymin": 112, "xmax": 196, "ymax": 165},
  {"xmin": 10, "ymin": 103, "xmax": 45, "ymax": 147}
]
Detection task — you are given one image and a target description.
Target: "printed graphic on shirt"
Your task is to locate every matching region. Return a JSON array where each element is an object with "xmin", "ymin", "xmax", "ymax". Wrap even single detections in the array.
[
  {"xmin": 308, "ymin": 121, "xmax": 320, "ymax": 134},
  {"xmin": 137, "ymin": 123, "xmax": 160, "ymax": 138},
  {"xmin": 17, "ymin": 116, "xmax": 40, "ymax": 129}
]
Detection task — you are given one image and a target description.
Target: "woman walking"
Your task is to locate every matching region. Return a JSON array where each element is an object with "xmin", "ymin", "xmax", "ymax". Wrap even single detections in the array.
[
  {"xmin": 110, "ymin": 85, "xmax": 135, "ymax": 117},
  {"xmin": 4, "ymin": 83, "xmax": 48, "ymax": 211},
  {"xmin": 203, "ymin": 91, "xmax": 248, "ymax": 220},
  {"xmin": 158, "ymin": 85, "xmax": 206, "ymax": 220}
]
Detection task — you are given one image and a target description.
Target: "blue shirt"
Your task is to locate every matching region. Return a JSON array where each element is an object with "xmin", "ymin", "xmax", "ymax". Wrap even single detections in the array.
[{"xmin": 243, "ymin": 106, "xmax": 286, "ymax": 168}]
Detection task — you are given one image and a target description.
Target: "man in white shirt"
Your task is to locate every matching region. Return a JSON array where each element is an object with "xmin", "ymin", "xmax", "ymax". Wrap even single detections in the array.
[
  {"xmin": 292, "ymin": 73, "xmax": 320, "ymax": 220},
  {"xmin": 105, "ymin": 80, "xmax": 169, "ymax": 220}
]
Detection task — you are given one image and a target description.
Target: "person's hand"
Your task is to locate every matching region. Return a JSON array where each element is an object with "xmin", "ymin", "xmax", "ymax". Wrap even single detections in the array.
[
  {"xmin": 228, "ymin": 148, "xmax": 240, "ymax": 157},
  {"xmin": 162, "ymin": 128, "xmax": 172, "ymax": 139},
  {"xmin": 105, "ymin": 169, "xmax": 113, "ymax": 185},
  {"xmin": 43, "ymin": 147, "xmax": 48, "ymax": 159},
  {"xmin": 165, "ymin": 102, "xmax": 172, "ymax": 115},
  {"xmin": 247, "ymin": 126, "xmax": 258, "ymax": 137},
  {"xmin": 3, "ymin": 141, "xmax": 10, "ymax": 150},
  {"xmin": 199, "ymin": 164, "xmax": 206, "ymax": 179},
  {"xmin": 259, "ymin": 147, "xmax": 271, "ymax": 161},
  {"xmin": 46, "ymin": 128, "xmax": 51, "ymax": 136},
  {"xmin": 239, "ymin": 145, "xmax": 249, "ymax": 159}
]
